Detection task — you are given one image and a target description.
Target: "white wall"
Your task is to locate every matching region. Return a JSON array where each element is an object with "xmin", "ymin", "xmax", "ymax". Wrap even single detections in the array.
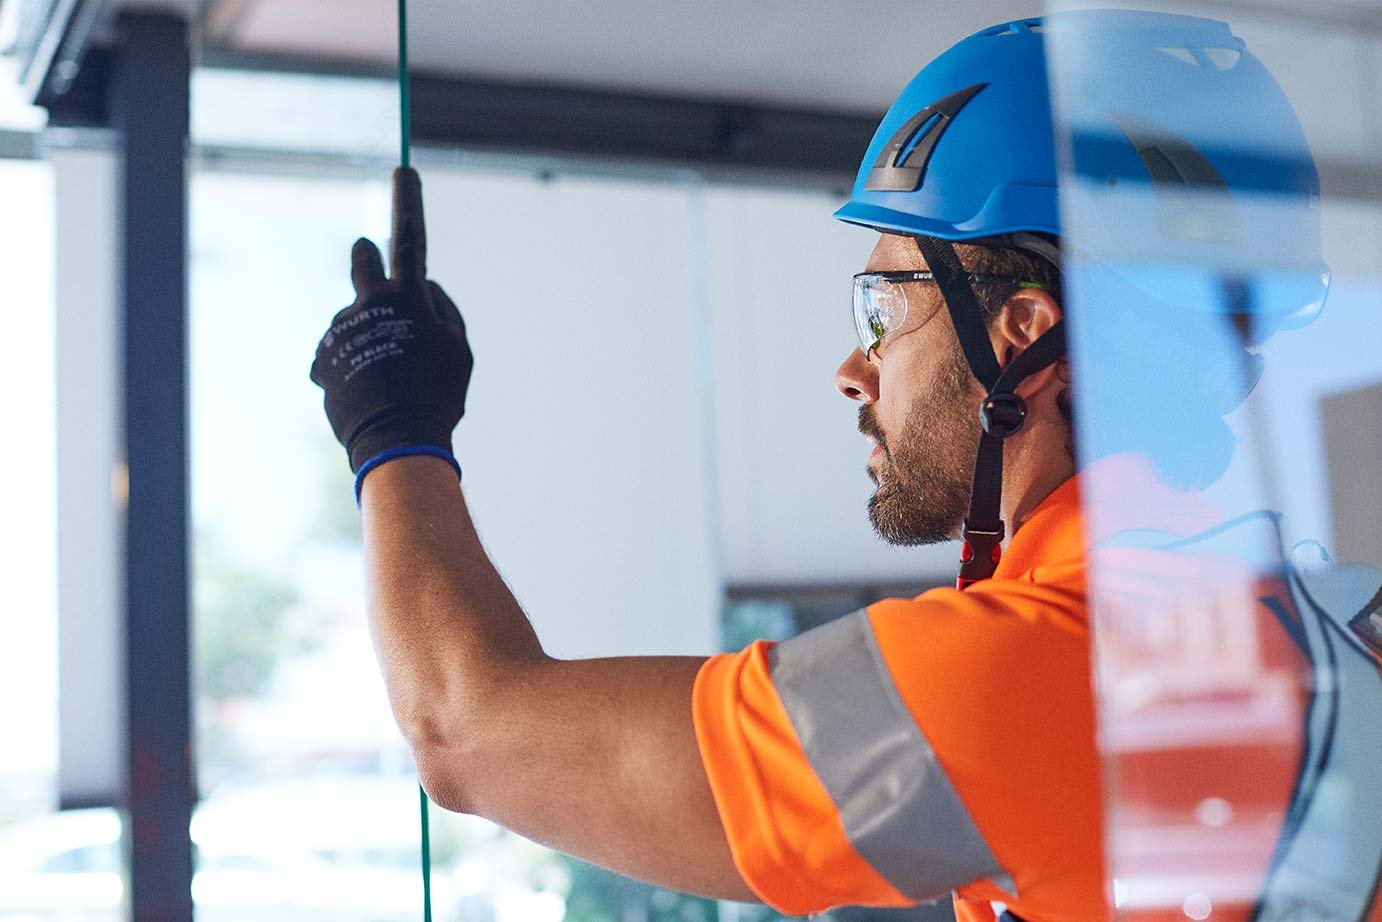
[
  {"xmin": 418, "ymin": 171, "xmax": 957, "ymax": 657},
  {"xmin": 424, "ymin": 169, "xmax": 723, "ymax": 658},
  {"xmin": 426, "ymin": 170, "xmax": 961, "ymax": 628},
  {"xmin": 702, "ymin": 183, "xmax": 960, "ymax": 587}
]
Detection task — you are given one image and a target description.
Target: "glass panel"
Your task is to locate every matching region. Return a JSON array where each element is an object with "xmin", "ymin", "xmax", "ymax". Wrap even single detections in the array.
[{"xmin": 1046, "ymin": 3, "xmax": 1382, "ymax": 918}]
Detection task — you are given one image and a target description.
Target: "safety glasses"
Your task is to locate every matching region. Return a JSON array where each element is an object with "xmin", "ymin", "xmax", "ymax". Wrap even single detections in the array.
[{"xmin": 852, "ymin": 270, "xmax": 1027, "ymax": 356}]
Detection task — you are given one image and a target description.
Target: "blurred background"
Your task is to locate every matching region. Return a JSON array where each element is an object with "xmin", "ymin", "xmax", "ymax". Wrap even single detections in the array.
[{"xmin": 0, "ymin": 0, "xmax": 1379, "ymax": 920}]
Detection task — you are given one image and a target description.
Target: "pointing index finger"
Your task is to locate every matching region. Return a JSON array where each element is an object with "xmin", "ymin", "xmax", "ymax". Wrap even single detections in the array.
[{"xmin": 390, "ymin": 166, "xmax": 427, "ymax": 285}]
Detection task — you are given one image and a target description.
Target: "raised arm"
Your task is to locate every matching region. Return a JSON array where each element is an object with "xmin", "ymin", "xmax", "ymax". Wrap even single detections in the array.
[{"xmin": 311, "ymin": 168, "xmax": 754, "ymax": 902}]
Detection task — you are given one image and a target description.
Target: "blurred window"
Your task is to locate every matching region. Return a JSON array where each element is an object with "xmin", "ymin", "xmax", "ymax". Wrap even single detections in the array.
[
  {"xmin": 0, "ymin": 47, "xmax": 126, "ymax": 919},
  {"xmin": 0, "ymin": 98, "xmax": 124, "ymax": 922}
]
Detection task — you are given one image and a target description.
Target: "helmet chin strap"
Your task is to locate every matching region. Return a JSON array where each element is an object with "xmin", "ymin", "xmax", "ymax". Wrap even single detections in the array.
[{"xmin": 911, "ymin": 235, "xmax": 1068, "ymax": 589}]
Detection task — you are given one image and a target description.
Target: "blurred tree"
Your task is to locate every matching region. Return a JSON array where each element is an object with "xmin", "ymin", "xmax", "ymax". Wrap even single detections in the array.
[
  {"xmin": 194, "ymin": 531, "xmax": 321, "ymax": 778},
  {"xmin": 195, "ymin": 532, "xmax": 304, "ymax": 701}
]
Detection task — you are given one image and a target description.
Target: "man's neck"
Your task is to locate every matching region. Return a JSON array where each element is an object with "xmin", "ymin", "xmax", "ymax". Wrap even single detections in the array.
[{"xmin": 1002, "ymin": 427, "xmax": 1076, "ymax": 537}]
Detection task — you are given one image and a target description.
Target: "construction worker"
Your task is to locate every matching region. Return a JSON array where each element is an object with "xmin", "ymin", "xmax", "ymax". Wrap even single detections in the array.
[{"xmin": 311, "ymin": 11, "xmax": 1377, "ymax": 922}]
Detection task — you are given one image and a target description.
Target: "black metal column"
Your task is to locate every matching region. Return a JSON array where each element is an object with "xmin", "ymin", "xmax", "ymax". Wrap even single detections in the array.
[{"xmin": 110, "ymin": 12, "xmax": 195, "ymax": 922}]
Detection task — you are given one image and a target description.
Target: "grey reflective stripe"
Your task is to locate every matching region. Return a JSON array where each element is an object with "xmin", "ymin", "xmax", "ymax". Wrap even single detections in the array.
[{"xmin": 768, "ymin": 609, "xmax": 1013, "ymax": 901}]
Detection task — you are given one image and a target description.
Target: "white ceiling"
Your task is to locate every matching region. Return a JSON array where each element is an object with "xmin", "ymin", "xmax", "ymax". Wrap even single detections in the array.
[
  {"xmin": 192, "ymin": 0, "xmax": 1382, "ymax": 115},
  {"xmin": 200, "ymin": 0, "xmax": 1044, "ymax": 111}
]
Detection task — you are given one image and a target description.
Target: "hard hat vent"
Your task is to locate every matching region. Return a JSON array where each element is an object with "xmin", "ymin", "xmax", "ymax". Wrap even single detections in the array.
[{"xmin": 863, "ymin": 83, "xmax": 987, "ymax": 193}]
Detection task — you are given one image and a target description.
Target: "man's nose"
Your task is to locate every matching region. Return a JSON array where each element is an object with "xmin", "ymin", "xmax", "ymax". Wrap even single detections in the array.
[{"xmin": 835, "ymin": 347, "xmax": 879, "ymax": 403}]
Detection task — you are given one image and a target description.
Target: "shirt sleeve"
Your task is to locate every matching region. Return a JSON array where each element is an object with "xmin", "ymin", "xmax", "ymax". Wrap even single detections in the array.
[
  {"xmin": 692, "ymin": 639, "xmax": 913, "ymax": 915},
  {"xmin": 692, "ymin": 574, "xmax": 1106, "ymax": 920}
]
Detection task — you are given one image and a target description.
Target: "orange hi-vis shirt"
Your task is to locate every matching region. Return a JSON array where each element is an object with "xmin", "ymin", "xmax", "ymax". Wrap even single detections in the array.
[
  {"xmin": 694, "ymin": 457, "xmax": 1382, "ymax": 921},
  {"xmin": 693, "ymin": 472, "xmax": 1104, "ymax": 921},
  {"xmin": 693, "ymin": 463, "xmax": 1221, "ymax": 922}
]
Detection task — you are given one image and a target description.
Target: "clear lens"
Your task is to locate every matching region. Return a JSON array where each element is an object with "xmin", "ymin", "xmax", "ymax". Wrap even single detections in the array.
[{"xmin": 852, "ymin": 275, "xmax": 910, "ymax": 353}]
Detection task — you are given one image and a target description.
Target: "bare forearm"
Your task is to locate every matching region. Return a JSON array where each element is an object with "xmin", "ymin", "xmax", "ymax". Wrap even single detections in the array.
[{"xmin": 360, "ymin": 455, "xmax": 544, "ymax": 748}]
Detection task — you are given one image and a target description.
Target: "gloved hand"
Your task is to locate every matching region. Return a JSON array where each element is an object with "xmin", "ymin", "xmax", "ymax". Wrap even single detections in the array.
[{"xmin": 310, "ymin": 167, "xmax": 473, "ymax": 485}]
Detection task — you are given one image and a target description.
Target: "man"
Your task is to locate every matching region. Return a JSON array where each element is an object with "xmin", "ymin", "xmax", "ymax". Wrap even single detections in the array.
[{"xmin": 311, "ymin": 12, "xmax": 1356, "ymax": 922}]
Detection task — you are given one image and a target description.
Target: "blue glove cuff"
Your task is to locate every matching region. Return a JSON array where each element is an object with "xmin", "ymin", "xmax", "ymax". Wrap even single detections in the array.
[{"xmin": 354, "ymin": 445, "xmax": 463, "ymax": 506}]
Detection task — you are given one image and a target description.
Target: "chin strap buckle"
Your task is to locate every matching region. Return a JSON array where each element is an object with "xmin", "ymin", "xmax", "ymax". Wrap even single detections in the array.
[
  {"xmin": 957, "ymin": 521, "xmax": 1006, "ymax": 590},
  {"xmin": 980, "ymin": 392, "xmax": 1027, "ymax": 438}
]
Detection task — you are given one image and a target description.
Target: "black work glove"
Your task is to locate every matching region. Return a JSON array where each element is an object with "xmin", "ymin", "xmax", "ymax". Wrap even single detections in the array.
[{"xmin": 310, "ymin": 167, "xmax": 473, "ymax": 480}]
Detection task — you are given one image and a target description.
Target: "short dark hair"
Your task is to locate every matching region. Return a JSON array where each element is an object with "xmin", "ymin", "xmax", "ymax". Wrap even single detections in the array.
[
  {"xmin": 946, "ymin": 235, "xmax": 1075, "ymax": 449},
  {"xmin": 951, "ymin": 234, "xmax": 1063, "ymax": 318}
]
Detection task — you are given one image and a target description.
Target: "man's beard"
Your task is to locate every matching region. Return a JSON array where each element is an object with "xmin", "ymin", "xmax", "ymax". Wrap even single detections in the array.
[{"xmin": 861, "ymin": 339, "xmax": 980, "ymax": 546}]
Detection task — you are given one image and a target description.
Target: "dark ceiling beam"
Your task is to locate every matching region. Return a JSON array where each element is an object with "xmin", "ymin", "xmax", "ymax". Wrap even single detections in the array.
[
  {"xmin": 407, "ymin": 71, "xmax": 881, "ymax": 176},
  {"xmin": 196, "ymin": 48, "xmax": 881, "ymax": 180}
]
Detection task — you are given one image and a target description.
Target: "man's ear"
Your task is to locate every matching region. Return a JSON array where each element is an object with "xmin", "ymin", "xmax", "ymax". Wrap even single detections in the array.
[{"xmin": 991, "ymin": 288, "xmax": 1064, "ymax": 400}]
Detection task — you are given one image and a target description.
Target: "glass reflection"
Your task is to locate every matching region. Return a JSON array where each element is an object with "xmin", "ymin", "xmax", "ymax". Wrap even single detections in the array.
[{"xmin": 1047, "ymin": 5, "xmax": 1382, "ymax": 918}]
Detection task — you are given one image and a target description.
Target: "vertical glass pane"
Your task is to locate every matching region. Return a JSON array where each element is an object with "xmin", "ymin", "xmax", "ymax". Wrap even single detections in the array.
[{"xmin": 1047, "ymin": 3, "xmax": 1382, "ymax": 918}]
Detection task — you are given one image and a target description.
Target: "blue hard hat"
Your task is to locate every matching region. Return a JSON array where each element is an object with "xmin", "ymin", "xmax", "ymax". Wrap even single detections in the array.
[
  {"xmin": 834, "ymin": 16, "xmax": 1057, "ymax": 241},
  {"xmin": 835, "ymin": 11, "xmax": 1328, "ymax": 329}
]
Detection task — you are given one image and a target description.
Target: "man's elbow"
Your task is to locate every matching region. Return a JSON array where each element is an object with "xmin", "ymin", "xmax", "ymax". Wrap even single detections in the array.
[
  {"xmin": 395, "ymin": 678, "xmax": 519, "ymax": 816},
  {"xmin": 413, "ymin": 741, "xmax": 484, "ymax": 815},
  {"xmin": 392, "ymin": 654, "xmax": 551, "ymax": 816},
  {"xmin": 387, "ymin": 692, "xmax": 484, "ymax": 813}
]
